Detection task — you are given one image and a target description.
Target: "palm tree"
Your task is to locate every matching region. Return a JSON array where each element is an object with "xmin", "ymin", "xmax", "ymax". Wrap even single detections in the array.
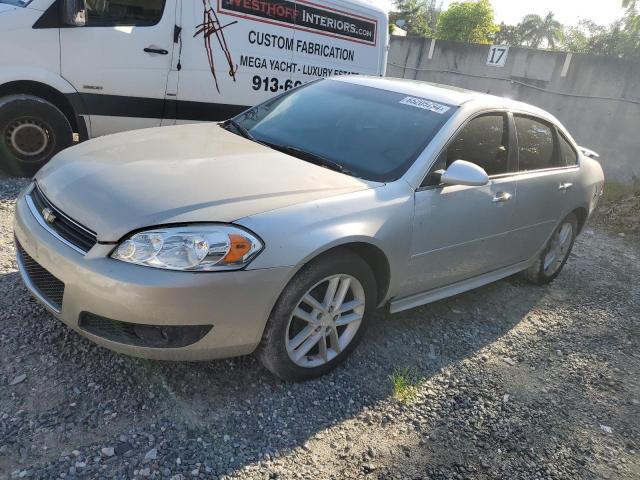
[
  {"xmin": 494, "ymin": 22, "xmax": 524, "ymax": 46},
  {"xmin": 519, "ymin": 12, "xmax": 563, "ymax": 49}
]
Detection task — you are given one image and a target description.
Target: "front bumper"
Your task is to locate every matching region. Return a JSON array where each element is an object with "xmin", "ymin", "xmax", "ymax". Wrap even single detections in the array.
[{"xmin": 13, "ymin": 190, "xmax": 292, "ymax": 361}]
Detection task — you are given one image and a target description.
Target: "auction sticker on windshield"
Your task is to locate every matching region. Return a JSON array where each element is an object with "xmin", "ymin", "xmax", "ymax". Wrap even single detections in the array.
[{"xmin": 399, "ymin": 97, "xmax": 451, "ymax": 114}]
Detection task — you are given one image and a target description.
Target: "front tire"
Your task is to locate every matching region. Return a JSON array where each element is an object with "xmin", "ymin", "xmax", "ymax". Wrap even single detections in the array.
[
  {"xmin": 0, "ymin": 95, "xmax": 73, "ymax": 177},
  {"xmin": 256, "ymin": 252, "xmax": 376, "ymax": 381},
  {"xmin": 523, "ymin": 213, "xmax": 578, "ymax": 285}
]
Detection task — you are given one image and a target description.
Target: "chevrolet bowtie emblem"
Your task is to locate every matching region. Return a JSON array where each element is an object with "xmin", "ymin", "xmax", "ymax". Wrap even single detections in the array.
[{"xmin": 42, "ymin": 207, "xmax": 56, "ymax": 224}]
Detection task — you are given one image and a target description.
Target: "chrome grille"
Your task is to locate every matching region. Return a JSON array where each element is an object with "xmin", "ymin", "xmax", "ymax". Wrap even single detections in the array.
[
  {"xmin": 16, "ymin": 240, "xmax": 65, "ymax": 312},
  {"xmin": 28, "ymin": 183, "xmax": 97, "ymax": 254}
]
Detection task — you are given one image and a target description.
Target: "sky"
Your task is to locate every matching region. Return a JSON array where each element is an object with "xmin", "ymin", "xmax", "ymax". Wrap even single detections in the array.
[{"xmin": 370, "ymin": 0, "xmax": 627, "ymax": 27}]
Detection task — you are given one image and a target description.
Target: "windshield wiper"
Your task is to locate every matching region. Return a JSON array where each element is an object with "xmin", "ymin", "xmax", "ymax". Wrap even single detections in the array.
[
  {"xmin": 218, "ymin": 128, "xmax": 357, "ymax": 177},
  {"xmin": 261, "ymin": 142, "xmax": 354, "ymax": 176},
  {"xmin": 220, "ymin": 119, "xmax": 256, "ymax": 141}
]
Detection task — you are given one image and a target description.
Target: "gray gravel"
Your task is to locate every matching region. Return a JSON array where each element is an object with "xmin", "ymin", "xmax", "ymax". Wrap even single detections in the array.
[{"xmin": 0, "ymin": 173, "xmax": 638, "ymax": 479}]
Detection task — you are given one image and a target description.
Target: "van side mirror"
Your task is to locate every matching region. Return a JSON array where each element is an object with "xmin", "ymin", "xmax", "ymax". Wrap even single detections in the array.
[
  {"xmin": 440, "ymin": 160, "xmax": 489, "ymax": 186},
  {"xmin": 62, "ymin": 0, "xmax": 87, "ymax": 27}
]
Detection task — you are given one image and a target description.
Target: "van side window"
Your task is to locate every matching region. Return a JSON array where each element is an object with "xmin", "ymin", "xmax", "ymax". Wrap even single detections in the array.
[
  {"xmin": 84, "ymin": 0, "xmax": 165, "ymax": 27},
  {"xmin": 514, "ymin": 115, "xmax": 559, "ymax": 171},
  {"xmin": 558, "ymin": 132, "xmax": 578, "ymax": 166}
]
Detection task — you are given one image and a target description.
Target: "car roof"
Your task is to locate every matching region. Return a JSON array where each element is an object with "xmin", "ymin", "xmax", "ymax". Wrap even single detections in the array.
[{"xmin": 333, "ymin": 76, "xmax": 554, "ymax": 119}]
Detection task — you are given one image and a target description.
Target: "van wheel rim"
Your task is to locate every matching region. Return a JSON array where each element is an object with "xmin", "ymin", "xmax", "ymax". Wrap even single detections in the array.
[
  {"xmin": 543, "ymin": 222, "xmax": 573, "ymax": 276},
  {"xmin": 6, "ymin": 119, "xmax": 51, "ymax": 159},
  {"xmin": 286, "ymin": 274, "xmax": 365, "ymax": 368}
]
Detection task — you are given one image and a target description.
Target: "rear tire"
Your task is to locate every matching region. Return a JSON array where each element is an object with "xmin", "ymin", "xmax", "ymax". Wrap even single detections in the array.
[
  {"xmin": 256, "ymin": 252, "xmax": 376, "ymax": 381},
  {"xmin": 523, "ymin": 213, "xmax": 578, "ymax": 285},
  {"xmin": 0, "ymin": 95, "xmax": 73, "ymax": 177}
]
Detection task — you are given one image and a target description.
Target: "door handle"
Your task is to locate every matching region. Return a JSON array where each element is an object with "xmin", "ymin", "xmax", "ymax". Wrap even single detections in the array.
[
  {"xmin": 558, "ymin": 182, "xmax": 573, "ymax": 191},
  {"xmin": 492, "ymin": 192, "xmax": 513, "ymax": 203},
  {"xmin": 144, "ymin": 47, "xmax": 169, "ymax": 55}
]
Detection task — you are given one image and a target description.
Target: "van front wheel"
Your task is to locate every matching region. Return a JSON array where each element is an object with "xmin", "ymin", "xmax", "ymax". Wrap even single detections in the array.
[{"xmin": 0, "ymin": 95, "xmax": 73, "ymax": 177}]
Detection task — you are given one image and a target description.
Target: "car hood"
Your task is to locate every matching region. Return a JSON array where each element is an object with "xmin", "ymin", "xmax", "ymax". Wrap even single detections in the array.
[{"xmin": 36, "ymin": 124, "xmax": 379, "ymax": 242}]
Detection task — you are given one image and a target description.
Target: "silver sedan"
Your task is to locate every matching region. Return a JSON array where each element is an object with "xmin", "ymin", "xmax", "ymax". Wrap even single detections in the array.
[{"xmin": 14, "ymin": 77, "xmax": 604, "ymax": 381}]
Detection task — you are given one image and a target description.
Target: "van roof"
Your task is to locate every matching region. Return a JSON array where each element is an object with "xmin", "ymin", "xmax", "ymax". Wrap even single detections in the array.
[{"xmin": 333, "ymin": 76, "xmax": 552, "ymax": 118}]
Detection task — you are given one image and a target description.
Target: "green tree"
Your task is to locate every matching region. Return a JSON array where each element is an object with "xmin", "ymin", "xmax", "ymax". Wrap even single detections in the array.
[
  {"xmin": 620, "ymin": 0, "xmax": 640, "ymax": 57},
  {"xmin": 436, "ymin": 0, "xmax": 498, "ymax": 44},
  {"xmin": 493, "ymin": 22, "xmax": 524, "ymax": 46},
  {"xmin": 560, "ymin": 20, "xmax": 621, "ymax": 55},
  {"xmin": 560, "ymin": 20, "xmax": 599, "ymax": 53},
  {"xmin": 519, "ymin": 12, "xmax": 563, "ymax": 49},
  {"xmin": 556, "ymin": 1, "xmax": 639, "ymax": 60},
  {"xmin": 389, "ymin": 0, "xmax": 441, "ymax": 37}
]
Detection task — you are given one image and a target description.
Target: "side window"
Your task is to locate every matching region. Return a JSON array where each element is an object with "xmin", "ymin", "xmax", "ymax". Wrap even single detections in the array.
[
  {"xmin": 558, "ymin": 132, "xmax": 578, "ymax": 166},
  {"xmin": 422, "ymin": 113, "xmax": 510, "ymax": 186},
  {"xmin": 438, "ymin": 113, "xmax": 510, "ymax": 177},
  {"xmin": 514, "ymin": 116, "xmax": 559, "ymax": 171},
  {"xmin": 84, "ymin": 0, "xmax": 165, "ymax": 27}
]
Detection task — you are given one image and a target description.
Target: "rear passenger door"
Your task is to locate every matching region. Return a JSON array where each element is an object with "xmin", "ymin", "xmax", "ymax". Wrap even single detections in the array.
[{"xmin": 511, "ymin": 114, "xmax": 581, "ymax": 260}]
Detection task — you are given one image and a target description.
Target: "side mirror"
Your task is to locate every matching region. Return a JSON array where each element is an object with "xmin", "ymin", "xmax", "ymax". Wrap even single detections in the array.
[
  {"xmin": 61, "ymin": 0, "xmax": 87, "ymax": 27},
  {"xmin": 440, "ymin": 160, "xmax": 489, "ymax": 186}
]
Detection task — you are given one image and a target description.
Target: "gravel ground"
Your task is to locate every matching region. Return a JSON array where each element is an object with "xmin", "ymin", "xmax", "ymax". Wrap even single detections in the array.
[{"xmin": 1, "ymin": 173, "xmax": 638, "ymax": 480}]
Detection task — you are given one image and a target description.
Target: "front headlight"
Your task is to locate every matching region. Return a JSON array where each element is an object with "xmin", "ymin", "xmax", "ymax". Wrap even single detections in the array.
[{"xmin": 111, "ymin": 225, "xmax": 263, "ymax": 271}]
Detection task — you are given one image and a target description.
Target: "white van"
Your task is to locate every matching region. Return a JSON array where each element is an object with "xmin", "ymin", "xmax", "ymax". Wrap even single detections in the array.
[{"xmin": 0, "ymin": 0, "xmax": 388, "ymax": 175}]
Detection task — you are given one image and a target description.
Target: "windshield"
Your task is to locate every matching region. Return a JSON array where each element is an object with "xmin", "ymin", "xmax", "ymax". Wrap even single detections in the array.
[
  {"xmin": 233, "ymin": 79, "xmax": 457, "ymax": 182},
  {"xmin": 0, "ymin": 0, "xmax": 32, "ymax": 6}
]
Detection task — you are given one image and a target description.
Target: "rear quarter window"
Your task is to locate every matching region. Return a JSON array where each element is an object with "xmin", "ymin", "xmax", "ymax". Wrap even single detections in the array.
[{"xmin": 558, "ymin": 132, "xmax": 579, "ymax": 166}]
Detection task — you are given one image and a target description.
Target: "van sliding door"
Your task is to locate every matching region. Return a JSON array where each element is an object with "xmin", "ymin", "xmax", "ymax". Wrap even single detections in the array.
[
  {"xmin": 289, "ymin": 0, "xmax": 383, "ymax": 85},
  {"xmin": 171, "ymin": 0, "xmax": 296, "ymax": 124}
]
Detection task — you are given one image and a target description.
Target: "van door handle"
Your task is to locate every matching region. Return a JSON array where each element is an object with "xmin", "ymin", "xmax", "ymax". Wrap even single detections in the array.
[
  {"xmin": 492, "ymin": 192, "xmax": 512, "ymax": 203},
  {"xmin": 558, "ymin": 182, "xmax": 573, "ymax": 191},
  {"xmin": 144, "ymin": 47, "xmax": 169, "ymax": 55}
]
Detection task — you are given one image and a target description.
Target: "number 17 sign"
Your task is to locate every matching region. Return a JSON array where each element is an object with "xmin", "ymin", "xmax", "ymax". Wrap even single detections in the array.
[{"xmin": 487, "ymin": 45, "xmax": 509, "ymax": 67}]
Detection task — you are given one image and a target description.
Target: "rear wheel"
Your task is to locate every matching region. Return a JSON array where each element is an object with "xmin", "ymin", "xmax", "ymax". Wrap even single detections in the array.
[
  {"xmin": 0, "ymin": 95, "xmax": 73, "ymax": 177},
  {"xmin": 256, "ymin": 252, "xmax": 376, "ymax": 381},
  {"xmin": 523, "ymin": 213, "xmax": 578, "ymax": 285}
]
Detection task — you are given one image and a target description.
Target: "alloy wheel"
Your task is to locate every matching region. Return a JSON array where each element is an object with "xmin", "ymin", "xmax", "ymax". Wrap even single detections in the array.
[
  {"xmin": 285, "ymin": 274, "xmax": 365, "ymax": 368},
  {"xmin": 543, "ymin": 222, "xmax": 573, "ymax": 276}
]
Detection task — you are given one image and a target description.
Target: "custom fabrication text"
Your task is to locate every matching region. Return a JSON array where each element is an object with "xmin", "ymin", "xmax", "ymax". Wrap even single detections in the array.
[{"xmin": 249, "ymin": 31, "xmax": 355, "ymax": 61}]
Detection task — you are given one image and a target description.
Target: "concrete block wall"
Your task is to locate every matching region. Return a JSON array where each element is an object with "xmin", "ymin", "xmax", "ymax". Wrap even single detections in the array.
[{"xmin": 387, "ymin": 36, "xmax": 640, "ymax": 183}]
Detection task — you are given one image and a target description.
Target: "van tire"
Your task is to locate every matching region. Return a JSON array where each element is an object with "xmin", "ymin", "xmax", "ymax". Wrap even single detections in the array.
[{"xmin": 0, "ymin": 95, "xmax": 73, "ymax": 177}]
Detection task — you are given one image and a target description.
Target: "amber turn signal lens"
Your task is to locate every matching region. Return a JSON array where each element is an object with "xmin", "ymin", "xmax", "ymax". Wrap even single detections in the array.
[{"xmin": 224, "ymin": 234, "xmax": 252, "ymax": 263}]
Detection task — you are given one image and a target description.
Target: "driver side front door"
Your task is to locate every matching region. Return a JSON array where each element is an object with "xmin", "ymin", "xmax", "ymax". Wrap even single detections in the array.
[{"xmin": 398, "ymin": 112, "xmax": 521, "ymax": 297}]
